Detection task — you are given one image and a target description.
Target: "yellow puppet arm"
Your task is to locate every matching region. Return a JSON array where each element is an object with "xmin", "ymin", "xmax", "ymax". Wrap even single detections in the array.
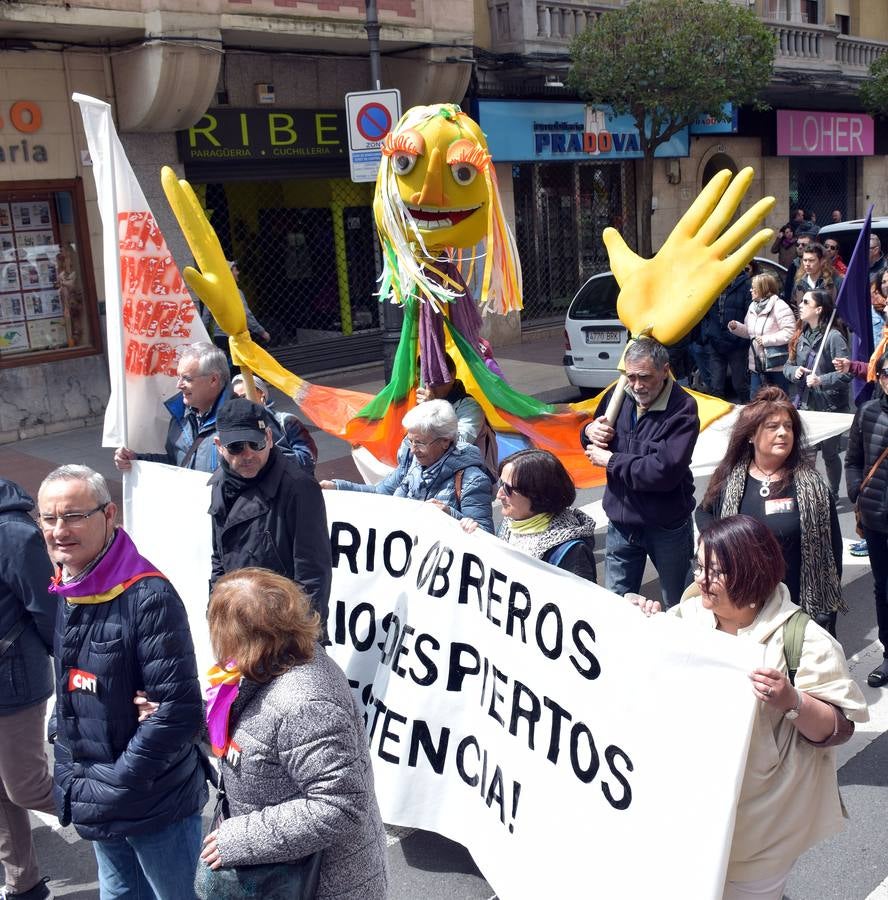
[
  {"xmin": 160, "ymin": 167, "xmax": 247, "ymax": 337},
  {"xmin": 229, "ymin": 332, "xmax": 305, "ymax": 399},
  {"xmin": 605, "ymin": 167, "xmax": 775, "ymax": 347}
]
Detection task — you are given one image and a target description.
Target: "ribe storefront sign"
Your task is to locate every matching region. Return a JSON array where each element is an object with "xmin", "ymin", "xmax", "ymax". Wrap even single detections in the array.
[
  {"xmin": 179, "ymin": 108, "xmax": 348, "ymax": 163},
  {"xmin": 776, "ymin": 109, "xmax": 874, "ymax": 156},
  {"xmin": 476, "ymin": 100, "xmax": 689, "ymax": 162}
]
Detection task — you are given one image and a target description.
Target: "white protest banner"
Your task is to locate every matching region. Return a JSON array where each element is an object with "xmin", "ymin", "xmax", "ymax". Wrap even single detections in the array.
[
  {"xmin": 73, "ymin": 94, "xmax": 209, "ymax": 452},
  {"xmin": 124, "ymin": 463, "xmax": 760, "ymax": 898}
]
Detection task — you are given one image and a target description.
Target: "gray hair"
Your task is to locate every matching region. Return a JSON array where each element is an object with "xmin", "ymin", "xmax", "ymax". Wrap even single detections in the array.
[
  {"xmin": 39, "ymin": 464, "xmax": 112, "ymax": 506},
  {"xmin": 872, "ymin": 235, "xmax": 882, "ymax": 253},
  {"xmin": 179, "ymin": 341, "xmax": 229, "ymax": 381},
  {"xmin": 231, "ymin": 373, "xmax": 269, "ymax": 396},
  {"xmin": 402, "ymin": 400, "xmax": 459, "ymax": 442},
  {"xmin": 624, "ymin": 337, "xmax": 670, "ymax": 370}
]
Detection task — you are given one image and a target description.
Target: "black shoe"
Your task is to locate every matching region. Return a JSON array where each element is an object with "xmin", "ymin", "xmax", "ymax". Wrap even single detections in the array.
[
  {"xmin": 3, "ymin": 877, "xmax": 52, "ymax": 900},
  {"xmin": 867, "ymin": 661, "xmax": 888, "ymax": 688}
]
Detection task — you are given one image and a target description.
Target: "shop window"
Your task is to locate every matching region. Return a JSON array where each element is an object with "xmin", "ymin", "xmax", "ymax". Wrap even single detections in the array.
[{"xmin": 0, "ymin": 179, "xmax": 100, "ymax": 368}]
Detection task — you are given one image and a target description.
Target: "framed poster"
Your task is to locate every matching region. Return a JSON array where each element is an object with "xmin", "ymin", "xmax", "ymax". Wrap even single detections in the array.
[
  {"xmin": 23, "ymin": 289, "xmax": 62, "ymax": 319},
  {"xmin": 0, "ymin": 294, "xmax": 24, "ymax": 323},
  {"xmin": 16, "ymin": 229, "xmax": 57, "ymax": 257},
  {"xmin": 1, "ymin": 263, "xmax": 21, "ymax": 293},
  {"xmin": 0, "ymin": 321, "xmax": 30, "ymax": 352},
  {"xmin": 27, "ymin": 316, "xmax": 68, "ymax": 350},
  {"xmin": 11, "ymin": 201, "xmax": 52, "ymax": 231}
]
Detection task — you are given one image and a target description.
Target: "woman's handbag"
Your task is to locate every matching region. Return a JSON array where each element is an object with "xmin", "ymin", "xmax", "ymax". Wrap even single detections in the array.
[
  {"xmin": 194, "ymin": 771, "xmax": 322, "ymax": 900},
  {"xmin": 854, "ymin": 445, "xmax": 888, "ymax": 538},
  {"xmin": 762, "ymin": 344, "xmax": 789, "ymax": 369}
]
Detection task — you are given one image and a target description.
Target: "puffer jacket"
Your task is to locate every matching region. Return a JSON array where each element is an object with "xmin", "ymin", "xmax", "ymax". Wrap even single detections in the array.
[
  {"xmin": 729, "ymin": 295, "xmax": 795, "ymax": 373},
  {"xmin": 333, "ymin": 441, "xmax": 495, "ymax": 533},
  {"xmin": 0, "ymin": 479, "xmax": 56, "ymax": 715},
  {"xmin": 215, "ymin": 648, "xmax": 387, "ymax": 900},
  {"xmin": 784, "ymin": 326, "xmax": 851, "ymax": 412},
  {"xmin": 52, "ymin": 531, "xmax": 207, "ymax": 840},
  {"xmin": 846, "ymin": 394, "xmax": 888, "ymax": 534},
  {"xmin": 139, "ymin": 384, "xmax": 232, "ymax": 473}
]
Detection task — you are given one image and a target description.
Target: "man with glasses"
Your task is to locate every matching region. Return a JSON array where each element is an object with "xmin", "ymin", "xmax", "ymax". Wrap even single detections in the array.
[
  {"xmin": 208, "ymin": 397, "xmax": 331, "ymax": 626},
  {"xmin": 870, "ymin": 235, "xmax": 887, "ymax": 280},
  {"xmin": 114, "ymin": 341, "xmax": 231, "ymax": 474},
  {"xmin": 580, "ymin": 338, "xmax": 699, "ymax": 607},
  {"xmin": 36, "ymin": 465, "xmax": 207, "ymax": 898},
  {"xmin": 823, "ymin": 238, "xmax": 846, "ymax": 275}
]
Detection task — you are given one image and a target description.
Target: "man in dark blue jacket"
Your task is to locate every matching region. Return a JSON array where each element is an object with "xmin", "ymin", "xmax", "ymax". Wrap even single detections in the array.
[
  {"xmin": 37, "ymin": 465, "xmax": 207, "ymax": 899},
  {"xmin": 0, "ymin": 479, "xmax": 56, "ymax": 900},
  {"xmin": 581, "ymin": 339, "xmax": 699, "ymax": 607},
  {"xmin": 702, "ymin": 270, "xmax": 751, "ymax": 403}
]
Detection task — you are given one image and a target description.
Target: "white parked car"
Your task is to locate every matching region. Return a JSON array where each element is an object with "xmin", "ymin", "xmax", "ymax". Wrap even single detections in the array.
[{"xmin": 562, "ymin": 257, "xmax": 787, "ymax": 396}]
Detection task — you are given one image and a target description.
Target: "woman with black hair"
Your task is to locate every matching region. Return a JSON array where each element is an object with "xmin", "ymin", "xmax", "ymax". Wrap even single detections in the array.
[{"xmin": 784, "ymin": 289, "xmax": 851, "ymax": 496}]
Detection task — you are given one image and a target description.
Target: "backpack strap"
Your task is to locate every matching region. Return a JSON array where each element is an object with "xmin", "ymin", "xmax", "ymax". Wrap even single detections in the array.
[
  {"xmin": 454, "ymin": 469, "xmax": 464, "ymax": 505},
  {"xmin": 545, "ymin": 539, "xmax": 584, "ymax": 569},
  {"xmin": 783, "ymin": 609, "xmax": 811, "ymax": 686}
]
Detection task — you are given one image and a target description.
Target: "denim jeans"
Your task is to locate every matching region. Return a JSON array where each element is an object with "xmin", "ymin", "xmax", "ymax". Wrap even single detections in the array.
[
  {"xmin": 92, "ymin": 812, "xmax": 202, "ymax": 900},
  {"xmin": 605, "ymin": 518, "xmax": 694, "ymax": 608},
  {"xmin": 864, "ymin": 527, "xmax": 888, "ymax": 658}
]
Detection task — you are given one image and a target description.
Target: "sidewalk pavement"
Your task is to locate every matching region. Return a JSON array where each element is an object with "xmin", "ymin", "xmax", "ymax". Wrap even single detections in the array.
[{"xmin": 0, "ymin": 329, "xmax": 574, "ymax": 503}]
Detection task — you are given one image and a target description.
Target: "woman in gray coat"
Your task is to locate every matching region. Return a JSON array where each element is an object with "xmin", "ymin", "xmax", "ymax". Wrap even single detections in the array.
[{"xmin": 199, "ymin": 568, "xmax": 387, "ymax": 899}]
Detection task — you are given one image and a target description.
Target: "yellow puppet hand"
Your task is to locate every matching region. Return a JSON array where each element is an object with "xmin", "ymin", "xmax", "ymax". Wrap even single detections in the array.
[
  {"xmin": 160, "ymin": 167, "xmax": 247, "ymax": 337},
  {"xmin": 229, "ymin": 332, "xmax": 305, "ymax": 399},
  {"xmin": 605, "ymin": 167, "xmax": 774, "ymax": 347}
]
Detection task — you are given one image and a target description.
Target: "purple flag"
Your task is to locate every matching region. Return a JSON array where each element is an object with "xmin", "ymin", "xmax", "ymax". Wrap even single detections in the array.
[{"xmin": 835, "ymin": 205, "xmax": 875, "ymax": 405}]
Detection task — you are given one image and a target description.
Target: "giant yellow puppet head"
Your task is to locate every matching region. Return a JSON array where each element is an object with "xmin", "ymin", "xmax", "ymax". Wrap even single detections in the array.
[{"xmin": 373, "ymin": 103, "xmax": 521, "ymax": 314}]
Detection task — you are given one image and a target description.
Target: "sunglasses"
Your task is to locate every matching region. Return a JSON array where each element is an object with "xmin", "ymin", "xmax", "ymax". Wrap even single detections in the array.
[
  {"xmin": 878, "ymin": 370, "xmax": 888, "ymax": 379},
  {"xmin": 497, "ymin": 478, "xmax": 516, "ymax": 497},
  {"xmin": 224, "ymin": 436, "xmax": 268, "ymax": 455}
]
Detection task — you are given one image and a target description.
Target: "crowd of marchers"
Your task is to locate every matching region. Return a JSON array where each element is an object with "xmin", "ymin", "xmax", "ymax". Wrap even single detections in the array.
[{"xmin": 3, "ymin": 294, "xmax": 888, "ymax": 899}]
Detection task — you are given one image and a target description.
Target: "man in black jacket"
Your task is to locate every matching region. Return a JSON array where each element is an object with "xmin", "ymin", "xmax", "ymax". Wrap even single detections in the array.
[
  {"xmin": 0, "ymin": 479, "xmax": 56, "ymax": 900},
  {"xmin": 37, "ymin": 465, "xmax": 207, "ymax": 899},
  {"xmin": 209, "ymin": 398, "xmax": 332, "ymax": 628},
  {"xmin": 702, "ymin": 270, "xmax": 752, "ymax": 402}
]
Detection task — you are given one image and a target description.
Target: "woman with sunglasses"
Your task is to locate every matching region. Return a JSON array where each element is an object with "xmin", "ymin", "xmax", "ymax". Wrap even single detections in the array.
[
  {"xmin": 463, "ymin": 450, "xmax": 597, "ymax": 581},
  {"xmin": 696, "ymin": 386, "xmax": 844, "ymax": 636},
  {"xmin": 321, "ymin": 400, "xmax": 495, "ymax": 533},
  {"xmin": 784, "ymin": 289, "xmax": 851, "ymax": 496},
  {"xmin": 846, "ymin": 351, "xmax": 888, "ymax": 688},
  {"xmin": 630, "ymin": 515, "xmax": 866, "ymax": 900}
]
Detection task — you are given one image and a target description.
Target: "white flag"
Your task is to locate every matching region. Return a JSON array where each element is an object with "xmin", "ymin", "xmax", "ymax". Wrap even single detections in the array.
[{"xmin": 73, "ymin": 94, "xmax": 209, "ymax": 452}]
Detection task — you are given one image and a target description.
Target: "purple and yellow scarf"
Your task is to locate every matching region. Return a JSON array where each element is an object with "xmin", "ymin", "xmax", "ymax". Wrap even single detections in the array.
[
  {"xmin": 48, "ymin": 528, "xmax": 164, "ymax": 605},
  {"xmin": 206, "ymin": 663, "xmax": 242, "ymax": 757}
]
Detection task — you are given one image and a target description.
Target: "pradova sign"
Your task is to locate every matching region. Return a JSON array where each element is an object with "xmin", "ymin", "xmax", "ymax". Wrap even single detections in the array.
[{"xmin": 776, "ymin": 109, "xmax": 874, "ymax": 157}]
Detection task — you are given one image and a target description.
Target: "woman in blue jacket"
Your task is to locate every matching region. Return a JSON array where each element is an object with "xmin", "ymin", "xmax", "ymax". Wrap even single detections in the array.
[{"xmin": 321, "ymin": 400, "xmax": 495, "ymax": 533}]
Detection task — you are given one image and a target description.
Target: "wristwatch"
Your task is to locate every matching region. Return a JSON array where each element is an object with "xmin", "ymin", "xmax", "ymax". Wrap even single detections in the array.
[{"xmin": 784, "ymin": 689, "xmax": 803, "ymax": 721}]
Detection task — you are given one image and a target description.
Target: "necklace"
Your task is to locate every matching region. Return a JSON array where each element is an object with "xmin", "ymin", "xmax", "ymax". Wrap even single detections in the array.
[{"xmin": 751, "ymin": 462, "xmax": 782, "ymax": 498}]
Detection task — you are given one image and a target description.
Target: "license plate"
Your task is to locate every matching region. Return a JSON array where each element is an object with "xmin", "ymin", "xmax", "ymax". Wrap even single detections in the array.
[{"xmin": 585, "ymin": 328, "xmax": 622, "ymax": 344}]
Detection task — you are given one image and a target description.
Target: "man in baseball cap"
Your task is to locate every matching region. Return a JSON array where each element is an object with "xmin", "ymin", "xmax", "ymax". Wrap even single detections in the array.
[{"xmin": 208, "ymin": 398, "xmax": 331, "ymax": 626}]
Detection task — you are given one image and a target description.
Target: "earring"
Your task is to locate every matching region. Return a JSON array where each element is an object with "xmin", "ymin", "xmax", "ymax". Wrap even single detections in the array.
[{"xmin": 748, "ymin": 602, "xmax": 756, "ymax": 609}]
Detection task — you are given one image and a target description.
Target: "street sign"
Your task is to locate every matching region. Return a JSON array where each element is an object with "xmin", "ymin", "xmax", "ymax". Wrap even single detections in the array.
[{"xmin": 345, "ymin": 89, "xmax": 401, "ymax": 183}]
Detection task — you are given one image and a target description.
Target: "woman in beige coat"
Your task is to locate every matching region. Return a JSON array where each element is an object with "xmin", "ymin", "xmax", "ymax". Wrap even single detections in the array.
[{"xmin": 632, "ymin": 514, "xmax": 866, "ymax": 900}]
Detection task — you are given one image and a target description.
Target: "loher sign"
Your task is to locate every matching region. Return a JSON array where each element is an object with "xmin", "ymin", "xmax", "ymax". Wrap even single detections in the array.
[{"xmin": 776, "ymin": 109, "xmax": 874, "ymax": 157}]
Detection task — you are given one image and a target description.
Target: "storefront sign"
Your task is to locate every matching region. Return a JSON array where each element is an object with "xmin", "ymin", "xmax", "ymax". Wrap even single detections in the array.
[
  {"xmin": 689, "ymin": 103, "xmax": 738, "ymax": 135},
  {"xmin": 776, "ymin": 109, "xmax": 874, "ymax": 156},
  {"xmin": 179, "ymin": 108, "xmax": 348, "ymax": 163},
  {"xmin": 0, "ymin": 100, "xmax": 48, "ymax": 164},
  {"xmin": 477, "ymin": 101, "xmax": 689, "ymax": 162}
]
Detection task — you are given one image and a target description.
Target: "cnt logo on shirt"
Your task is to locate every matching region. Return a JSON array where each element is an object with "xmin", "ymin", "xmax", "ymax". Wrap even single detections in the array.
[{"xmin": 67, "ymin": 668, "xmax": 98, "ymax": 694}]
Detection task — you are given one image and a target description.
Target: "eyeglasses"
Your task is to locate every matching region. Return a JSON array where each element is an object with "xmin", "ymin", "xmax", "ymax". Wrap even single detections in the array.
[
  {"xmin": 177, "ymin": 373, "xmax": 211, "ymax": 385},
  {"xmin": 224, "ymin": 437, "xmax": 267, "ymax": 455},
  {"xmin": 39, "ymin": 504, "xmax": 108, "ymax": 529},
  {"xmin": 497, "ymin": 478, "xmax": 517, "ymax": 497},
  {"xmin": 406, "ymin": 436, "xmax": 442, "ymax": 450},
  {"xmin": 690, "ymin": 558, "xmax": 724, "ymax": 581}
]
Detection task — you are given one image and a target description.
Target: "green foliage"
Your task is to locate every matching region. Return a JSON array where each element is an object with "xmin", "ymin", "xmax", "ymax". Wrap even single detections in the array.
[
  {"xmin": 860, "ymin": 52, "xmax": 888, "ymax": 118},
  {"xmin": 568, "ymin": 0, "xmax": 776, "ymax": 149}
]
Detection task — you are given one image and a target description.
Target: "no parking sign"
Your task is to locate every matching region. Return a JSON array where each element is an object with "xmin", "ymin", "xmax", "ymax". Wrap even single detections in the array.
[{"xmin": 345, "ymin": 89, "xmax": 401, "ymax": 183}]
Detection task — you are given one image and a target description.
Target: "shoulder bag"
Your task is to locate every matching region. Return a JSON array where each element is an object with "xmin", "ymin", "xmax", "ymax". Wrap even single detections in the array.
[
  {"xmin": 854, "ymin": 444, "xmax": 888, "ymax": 538},
  {"xmin": 194, "ymin": 768, "xmax": 322, "ymax": 900}
]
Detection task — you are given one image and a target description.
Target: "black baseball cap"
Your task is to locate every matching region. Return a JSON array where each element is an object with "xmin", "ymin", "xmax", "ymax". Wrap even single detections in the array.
[{"xmin": 216, "ymin": 398, "xmax": 269, "ymax": 445}]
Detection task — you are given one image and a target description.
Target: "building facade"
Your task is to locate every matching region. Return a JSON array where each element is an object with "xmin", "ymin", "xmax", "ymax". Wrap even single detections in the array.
[{"xmin": 0, "ymin": 0, "xmax": 474, "ymax": 440}]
